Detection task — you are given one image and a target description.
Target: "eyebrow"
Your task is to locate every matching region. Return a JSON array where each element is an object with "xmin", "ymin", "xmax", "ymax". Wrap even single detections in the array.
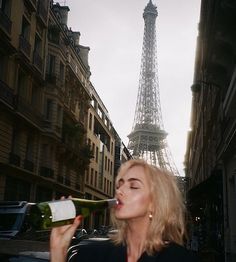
[{"xmin": 117, "ymin": 177, "xmax": 143, "ymax": 184}]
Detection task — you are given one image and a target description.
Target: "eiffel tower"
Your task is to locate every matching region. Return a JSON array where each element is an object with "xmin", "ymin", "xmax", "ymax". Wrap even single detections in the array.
[{"xmin": 127, "ymin": 0, "xmax": 179, "ymax": 176}]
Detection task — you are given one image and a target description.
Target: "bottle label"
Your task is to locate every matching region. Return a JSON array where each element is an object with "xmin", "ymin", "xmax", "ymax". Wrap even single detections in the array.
[{"xmin": 49, "ymin": 200, "xmax": 76, "ymax": 222}]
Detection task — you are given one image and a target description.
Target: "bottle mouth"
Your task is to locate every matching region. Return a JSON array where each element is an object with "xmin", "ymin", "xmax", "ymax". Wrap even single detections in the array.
[{"xmin": 108, "ymin": 198, "xmax": 118, "ymax": 207}]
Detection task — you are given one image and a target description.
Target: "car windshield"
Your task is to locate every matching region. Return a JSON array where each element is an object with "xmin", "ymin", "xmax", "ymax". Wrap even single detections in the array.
[{"xmin": 0, "ymin": 213, "xmax": 23, "ymax": 230}]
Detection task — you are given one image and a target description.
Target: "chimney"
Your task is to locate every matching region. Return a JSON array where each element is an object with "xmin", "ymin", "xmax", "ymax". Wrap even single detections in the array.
[
  {"xmin": 53, "ymin": 3, "xmax": 70, "ymax": 25},
  {"xmin": 78, "ymin": 45, "xmax": 90, "ymax": 69},
  {"xmin": 72, "ymin": 32, "xmax": 81, "ymax": 46}
]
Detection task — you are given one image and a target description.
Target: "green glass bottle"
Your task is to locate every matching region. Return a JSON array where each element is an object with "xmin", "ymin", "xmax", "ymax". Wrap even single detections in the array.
[{"xmin": 28, "ymin": 198, "xmax": 117, "ymax": 230}]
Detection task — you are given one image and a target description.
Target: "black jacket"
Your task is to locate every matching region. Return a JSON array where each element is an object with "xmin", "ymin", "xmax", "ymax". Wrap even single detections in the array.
[{"xmin": 68, "ymin": 238, "xmax": 199, "ymax": 262}]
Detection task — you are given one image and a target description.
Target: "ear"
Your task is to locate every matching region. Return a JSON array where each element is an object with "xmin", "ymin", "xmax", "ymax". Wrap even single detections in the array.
[{"xmin": 148, "ymin": 200, "xmax": 154, "ymax": 214}]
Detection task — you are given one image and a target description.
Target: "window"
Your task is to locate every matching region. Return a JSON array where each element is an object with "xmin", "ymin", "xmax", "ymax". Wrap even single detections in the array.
[
  {"xmin": 85, "ymin": 170, "xmax": 89, "ymax": 183},
  {"xmin": 11, "ymin": 128, "xmax": 21, "ymax": 155},
  {"xmin": 92, "ymin": 143, "xmax": 95, "ymax": 156},
  {"xmin": 21, "ymin": 16, "xmax": 30, "ymax": 40},
  {"xmin": 0, "ymin": 54, "xmax": 7, "ymax": 81},
  {"xmin": 17, "ymin": 70, "xmax": 28, "ymax": 99},
  {"xmin": 95, "ymin": 146, "xmax": 98, "ymax": 162},
  {"xmin": 90, "ymin": 168, "xmax": 94, "ymax": 185},
  {"xmin": 95, "ymin": 171, "xmax": 97, "ymax": 187},
  {"xmin": 25, "ymin": 134, "xmax": 34, "ymax": 161},
  {"xmin": 31, "ymin": 84, "xmax": 41, "ymax": 109},
  {"xmin": 36, "ymin": 186, "xmax": 52, "ymax": 202},
  {"xmin": 56, "ymin": 105, "xmax": 62, "ymax": 127},
  {"xmin": 45, "ymin": 99, "xmax": 53, "ymax": 120},
  {"xmin": 5, "ymin": 177, "xmax": 30, "ymax": 200},
  {"xmin": 0, "ymin": 0, "xmax": 11, "ymax": 16},
  {"xmin": 97, "ymin": 107, "xmax": 103, "ymax": 119},
  {"xmin": 65, "ymin": 167, "xmax": 71, "ymax": 186},
  {"xmin": 110, "ymin": 161, "xmax": 113, "ymax": 175},
  {"xmin": 104, "ymin": 118, "xmax": 108, "ymax": 126},
  {"xmin": 40, "ymin": 143, "xmax": 53, "ymax": 168},
  {"xmin": 111, "ymin": 142, "xmax": 113, "ymax": 154},
  {"xmin": 33, "ymin": 34, "xmax": 43, "ymax": 70},
  {"xmin": 107, "ymin": 179, "xmax": 109, "ymax": 194},
  {"xmin": 105, "ymin": 156, "xmax": 107, "ymax": 170},
  {"xmin": 88, "ymin": 113, "xmax": 92, "ymax": 130},
  {"xmin": 34, "ymin": 34, "xmax": 42, "ymax": 55},
  {"xmin": 48, "ymin": 24, "xmax": 60, "ymax": 44},
  {"xmin": 59, "ymin": 61, "xmax": 64, "ymax": 83},
  {"xmin": 104, "ymin": 178, "xmax": 107, "ymax": 192},
  {"xmin": 47, "ymin": 54, "xmax": 55, "ymax": 75}
]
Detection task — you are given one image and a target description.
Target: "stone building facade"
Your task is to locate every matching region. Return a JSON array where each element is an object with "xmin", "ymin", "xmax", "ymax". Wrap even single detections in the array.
[
  {"xmin": 0, "ymin": 0, "xmax": 130, "ymax": 229},
  {"xmin": 185, "ymin": 1, "xmax": 236, "ymax": 261}
]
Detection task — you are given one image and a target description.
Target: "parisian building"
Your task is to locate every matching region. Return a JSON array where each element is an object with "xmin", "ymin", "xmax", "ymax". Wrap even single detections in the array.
[
  {"xmin": 185, "ymin": 1, "xmax": 236, "ymax": 261},
  {"xmin": 84, "ymin": 84, "xmax": 129, "ymax": 229},
  {"xmin": 0, "ymin": 0, "xmax": 131, "ymax": 229}
]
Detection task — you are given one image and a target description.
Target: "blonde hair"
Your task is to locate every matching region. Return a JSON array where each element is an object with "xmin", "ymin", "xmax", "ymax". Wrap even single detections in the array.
[{"xmin": 110, "ymin": 159, "xmax": 186, "ymax": 255}]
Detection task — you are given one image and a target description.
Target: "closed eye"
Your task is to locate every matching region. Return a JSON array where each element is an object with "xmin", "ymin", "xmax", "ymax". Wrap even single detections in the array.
[{"xmin": 130, "ymin": 184, "xmax": 139, "ymax": 189}]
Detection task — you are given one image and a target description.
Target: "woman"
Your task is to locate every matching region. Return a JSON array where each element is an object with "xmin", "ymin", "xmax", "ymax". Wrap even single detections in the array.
[{"xmin": 50, "ymin": 159, "xmax": 198, "ymax": 262}]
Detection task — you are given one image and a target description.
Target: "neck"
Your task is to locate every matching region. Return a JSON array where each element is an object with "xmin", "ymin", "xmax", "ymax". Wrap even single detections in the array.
[{"xmin": 126, "ymin": 217, "xmax": 150, "ymax": 261}]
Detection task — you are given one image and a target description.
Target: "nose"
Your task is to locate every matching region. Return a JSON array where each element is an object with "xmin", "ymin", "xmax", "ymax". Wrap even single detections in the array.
[{"xmin": 116, "ymin": 187, "xmax": 124, "ymax": 196}]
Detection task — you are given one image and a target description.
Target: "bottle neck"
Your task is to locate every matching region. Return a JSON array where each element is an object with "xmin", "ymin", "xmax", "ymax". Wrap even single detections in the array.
[{"xmin": 71, "ymin": 198, "xmax": 117, "ymax": 208}]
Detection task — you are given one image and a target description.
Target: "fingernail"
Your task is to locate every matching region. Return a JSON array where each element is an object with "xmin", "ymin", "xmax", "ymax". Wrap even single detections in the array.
[{"xmin": 76, "ymin": 215, "xmax": 83, "ymax": 222}]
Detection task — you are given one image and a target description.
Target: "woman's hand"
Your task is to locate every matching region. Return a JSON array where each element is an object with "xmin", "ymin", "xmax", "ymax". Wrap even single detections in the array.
[{"xmin": 50, "ymin": 215, "xmax": 82, "ymax": 262}]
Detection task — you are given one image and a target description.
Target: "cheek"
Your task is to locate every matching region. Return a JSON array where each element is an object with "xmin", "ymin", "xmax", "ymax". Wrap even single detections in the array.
[{"xmin": 131, "ymin": 193, "xmax": 151, "ymax": 210}]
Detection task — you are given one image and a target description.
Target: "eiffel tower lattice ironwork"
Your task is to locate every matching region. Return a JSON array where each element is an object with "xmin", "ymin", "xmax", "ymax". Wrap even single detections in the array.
[{"xmin": 127, "ymin": 0, "xmax": 179, "ymax": 176}]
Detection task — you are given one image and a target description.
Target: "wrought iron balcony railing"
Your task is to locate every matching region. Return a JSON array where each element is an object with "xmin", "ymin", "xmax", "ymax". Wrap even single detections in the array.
[
  {"xmin": 9, "ymin": 152, "xmax": 21, "ymax": 167},
  {"xmin": 40, "ymin": 166, "xmax": 54, "ymax": 179},
  {"xmin": 19, "ymin": 35, "xmax": 31, "ymax": 59},
  {"xmin": 14, "ymin": 95, "xmax": 43, "ymax": 127},
  {"xmin": 33, "ymin": 50, "xmax": 43, "ymax": 72},
  {"xmin": 0, "ymin": 79, "xmax": 14, "ymax": 107},
  {"xmin": 0, "ymin": 9, "xmax": 12, "ymax": 36},
  {"xmin": 37, "ymin": 1, "xmax": 48, "ymax": 26}
]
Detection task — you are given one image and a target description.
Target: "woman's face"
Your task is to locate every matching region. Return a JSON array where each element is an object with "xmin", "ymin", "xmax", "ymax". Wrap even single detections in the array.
[{"xmin": 114, "ymin": 165, "xmax": 152, "ymax": 221}]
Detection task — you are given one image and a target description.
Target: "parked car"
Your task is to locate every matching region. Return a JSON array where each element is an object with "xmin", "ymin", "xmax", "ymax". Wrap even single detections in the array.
[{"xmin": 0, "ymin": 201, "xmax": 33, "ymax": 239}]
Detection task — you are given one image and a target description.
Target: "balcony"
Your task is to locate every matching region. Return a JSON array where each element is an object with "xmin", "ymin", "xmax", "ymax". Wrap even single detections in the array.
[
  {"xmin": 65, "ymin": 177, "xmax": 71, "ymax": 186},
  {"xmin": 0, "ymin": 79, "xmax": 14, "ymax": 107},
  {"xmin": 37, "ymin": 2, "xmax": 48, "ymax": 26},
  {"xmin": 75, "ymin": 183, "xmax": 81, "ymax": 191},
  {"xmin": 46, "ymin": 73, "xmax": 57, "ymax": 84},
  {"xmin": 57, "ymin": 175, "xmax": 64, "ymax": 184},
  {"xmin": 42, "ymin": 119, "xmax": 52, "ymax": 129},
  {"xmin": 24, "ymin": 0, "xmax": 37, "ymax": 12},
  {"xmin": 9, "ymin": 152, "xmax": 21, "ymax": 167},
  {"xmin": 0, "ymin": 9, "xmax": 12, "ymax": 37},
  {"xmin": 24, "ymin": 159, "xmax": 34, "ymax": 172},
  {"xmin": 48, "ymin": 25, "xmax": 60, "ymax": 45},
  {"xmin": 33, "ymin": 50, "xmax": 43, "ymax": 73},
  {"xmin": 67, "ymin": 55, "xmax": 77, "ymax": 75},
  {"xmin": 19, "ymin": 35, "xmax": 31, "ymax": 59},
  {"xmin": 14, "ymin": 95, "xmax": 43, "ymax": 127},
  {"xmin": 40, "ymin": 166, "xmax": 54, "ymax": 179}
]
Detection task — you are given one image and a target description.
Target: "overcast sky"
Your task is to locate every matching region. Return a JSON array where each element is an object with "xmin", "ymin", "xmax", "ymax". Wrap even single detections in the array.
[{"xmin": 63, "ymin": 0, "xmax": 201, "ymax": 175}]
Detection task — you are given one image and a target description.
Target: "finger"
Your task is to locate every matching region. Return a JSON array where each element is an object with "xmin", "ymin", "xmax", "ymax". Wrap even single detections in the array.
[{"xmin": 63, "ymin": 216, "xmax": 83, "ymax": 241}]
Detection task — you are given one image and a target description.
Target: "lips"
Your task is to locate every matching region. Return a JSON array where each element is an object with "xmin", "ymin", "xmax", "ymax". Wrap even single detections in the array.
[{"xmin": 115, "ymin": 198, "xmax": 123, "ymax": 209}]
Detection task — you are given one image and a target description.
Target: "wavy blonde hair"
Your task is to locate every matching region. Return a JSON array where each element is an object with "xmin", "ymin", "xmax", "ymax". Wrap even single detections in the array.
[{"xmin": 110, "ymin": 159, "xmax": 186, "ymax": 255}]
